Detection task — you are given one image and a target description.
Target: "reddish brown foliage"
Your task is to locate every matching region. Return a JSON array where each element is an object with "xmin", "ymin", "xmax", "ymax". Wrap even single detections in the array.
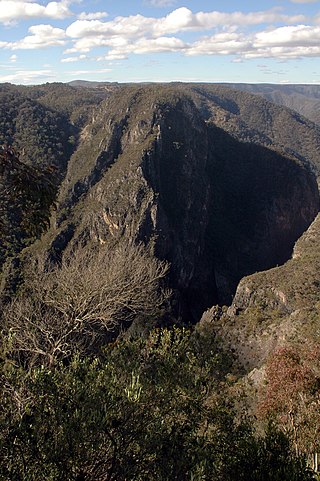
[{"xmin": 257, "ymin": 344, "xmax": 320, "ymax": 456}]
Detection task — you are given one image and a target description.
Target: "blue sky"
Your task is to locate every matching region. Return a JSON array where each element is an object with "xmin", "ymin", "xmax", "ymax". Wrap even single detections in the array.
[{"xmin": 0, "ymin": 0, "xmax": 320, "ymax": 84}]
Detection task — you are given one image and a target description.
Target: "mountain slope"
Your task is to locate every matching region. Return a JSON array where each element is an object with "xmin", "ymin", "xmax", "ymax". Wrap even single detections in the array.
[
  {"xmin": 28, "ymin": 84, "xmax": 319, "ymax": 320},
  {"xmin": 0, "ymin": 86, "xmax": 75, "ymax": 176},
  {"xmin": 200, "ymin": 212, "xmax": 320, "ymax": 373},
  {"xmin": 223, "ymin": 83, "xmax": 320, "ymax": 126},
  {"xmin": 187, "ymin": 84, "xmax": 320, "ymax": 178}
]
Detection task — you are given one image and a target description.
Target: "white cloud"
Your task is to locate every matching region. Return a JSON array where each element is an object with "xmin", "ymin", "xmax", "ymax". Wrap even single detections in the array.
[
  {"xmin": 132, "ymin": 36, "xmax": 186, "ymax": 53},
  {"xmin": 254, "ymin": 25, "xmax": 320, "ymax": 47},
  {"xmin": 245, "ymin": 24, "xmax": 320, "ymax": 59},
  {"xmin": 69, "ymin": 68, "xmax": 112, "ymax": 75},
  {"xmin": 186, "ymin": 31, "xmax": 250, "ymax": 56},
  {"xmin": 155, "ymin": 7, "xmax": 194, "ymax": 34},
  {"xmin": 78, "ymin": 11, "xmax": 108, "ymax": 20},
  {"xmin": 95, "ymin": 26, "xmax": 320, "ymax": 61},
  {"xmin": 63, "ymin": 7, "xmax": 308, "ymax": 61},
  {"xmin": 0, "ymin": 68, "xmax": 56, "ymax": 83},
  {"xmin": 61, "ymin": 56, "xmax": 78, "ymax": 62},
  {"xmin": 183, "ymin": 24, "xmax": 320, "ymax": 60},
  {"xmin": 64, "ymin": 35, "xmax": 130, "ymax": 54},
  {"xmin": 66, "ymin": 15, "xmax": 155, "ymax": 40},
  {"xmin": 0, "ymin": 0, "xmax": 72, "ymax": 24},
  {"xmin": 10, "ymin": 54, "xmax": 17, "ymax": 62},
  {"xmin": 244, "ymin": 45, "xmax": 320, "ymax": 59},
  {"xmin": 97, "ymin": 52, "xmax": 127, "ymax": 61},
  {"xmin": 61, "ymin": 53, "xmax": 87, "ymax": 62},
  {"xmin": 1, "ymin": 5, "xmax": 319, "ymax": 67},
  {"xmin": 7, "ymin": 24, "xmax": 66, "ymax": 49},
  {"xmin": 105, "ymin": 36, "xmax": 186, "ymax": 59},
  {"xmin": 66, "ymin": 7, "xmax": 305, "ymax": 42},
  {"xmin": 154, "ymin": 7, "xmax": 305, "ymax": 35},
  {"xmin": 94, "ymin": 36, "xmax": 185, "ymax": 61}
]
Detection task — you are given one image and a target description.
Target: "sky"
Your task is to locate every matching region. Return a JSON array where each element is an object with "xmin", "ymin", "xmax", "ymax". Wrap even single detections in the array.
[{"xmin": 0, "ymin": 0, "xmax": 320, "ymax": 85}]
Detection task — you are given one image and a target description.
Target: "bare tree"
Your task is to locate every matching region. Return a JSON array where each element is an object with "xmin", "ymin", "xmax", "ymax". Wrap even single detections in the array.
[{"xmin": 2, "ymin": 242, "xmax": 170, "ymax": 366}]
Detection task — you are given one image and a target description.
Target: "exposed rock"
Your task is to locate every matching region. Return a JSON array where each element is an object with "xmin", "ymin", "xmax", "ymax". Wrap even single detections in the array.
[
  {"xmin": 202, "ymin": 213, "xmax": 320, "ymax": 370},
  {"xmin": 40, "ymin": 84, "xmax": 319, "ymax": 321},
  {"xmin": 1, "ymin": 82, "xmax": 319, "ymax": 322}
]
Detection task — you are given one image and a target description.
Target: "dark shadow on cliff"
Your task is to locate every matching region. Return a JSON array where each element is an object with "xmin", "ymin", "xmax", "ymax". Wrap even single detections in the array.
[
  {"xmin": 192, "ymin": 124, "xmax": 320, "ymax": 315},
  {"xmin": 144, "ymin": 118, "xmax": 319, "ymax": 322}
]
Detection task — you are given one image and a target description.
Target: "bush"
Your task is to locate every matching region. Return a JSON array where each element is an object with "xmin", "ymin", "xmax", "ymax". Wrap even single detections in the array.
[{"xmin": 2, "ymin": 242, "xmax": 170, "ymax": 367}]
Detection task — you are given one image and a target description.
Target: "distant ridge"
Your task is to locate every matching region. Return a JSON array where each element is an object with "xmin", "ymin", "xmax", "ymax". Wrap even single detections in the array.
[
  {"xmin": 65, "ymin": 81, "xmax": 320, "ymax": 124},
  {"xmin": 68, "ymin": 79, "xmax": 120, "ymax": 88},
  {"xmin": 221, "ymin": 83, "xmax": 320, "ymax": 125}
]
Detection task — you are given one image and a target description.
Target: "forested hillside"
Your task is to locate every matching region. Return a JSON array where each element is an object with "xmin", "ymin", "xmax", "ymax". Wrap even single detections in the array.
[
  {"xmin": 223, "ymin": 83, "xmax": 320, "ymax": 126},
  {"xmin": 0, "ymin": 83, "xmax": 109, "ymax": 274},
  {"xmin": 0, "ymin": 82, "xmax": 319, "ymax": 480},
  {"xmin": 0, "ymin": 146, "xmax": 56, "ymax": 271}
]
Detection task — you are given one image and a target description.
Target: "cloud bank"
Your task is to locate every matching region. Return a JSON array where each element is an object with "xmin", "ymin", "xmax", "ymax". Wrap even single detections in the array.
[
  {"xmin": 0, "ymin": 0, "xmax": 72, "ymax": 24},
  {"xmin": 1, "ymin": 5, "xmax": 320, "ymax": 62}
]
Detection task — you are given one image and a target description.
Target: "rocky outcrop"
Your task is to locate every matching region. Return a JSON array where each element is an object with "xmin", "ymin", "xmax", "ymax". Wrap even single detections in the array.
[
  {"xmin": 40, "ymin": 84, "xmax": 319, "ymax": 321},
  {"xmin": 201, "ymin": 213, "xmax": 320, "ymax": 371}
]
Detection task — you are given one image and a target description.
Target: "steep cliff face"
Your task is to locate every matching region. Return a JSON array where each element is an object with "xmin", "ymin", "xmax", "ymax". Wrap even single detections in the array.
[
  {"xmin": 39, "ymin": 84, "xmax": 319, "ymax": 321},
  {"xmin": 204, "ymin": 125, "xmax": 319, "ymax": 304},
  {"xmin": 201, "ymin": 213, "xmax": 320, "ymax": 371},
  {"xmin": 52, "ymin": 88, "xmax": 213, "ymax": 319}
]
